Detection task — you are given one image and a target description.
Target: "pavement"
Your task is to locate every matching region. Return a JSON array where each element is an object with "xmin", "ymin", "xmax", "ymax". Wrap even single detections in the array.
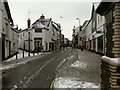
[
  {"xmin": 1, "ymin": 50, "xmax": 51, "ymax": 71},
  {"xmin": 53, "ymin": 49, "xmax": 101, "ymax": 89}
]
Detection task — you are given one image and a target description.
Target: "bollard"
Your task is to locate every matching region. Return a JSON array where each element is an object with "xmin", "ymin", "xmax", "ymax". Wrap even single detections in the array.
[
  {"xmin": 101, "ymin": 56, "xmax": 120, "ymax": 89},
  {"xmin": 16, "ymin": 53, "xmax": 18, "ymax": 60}
]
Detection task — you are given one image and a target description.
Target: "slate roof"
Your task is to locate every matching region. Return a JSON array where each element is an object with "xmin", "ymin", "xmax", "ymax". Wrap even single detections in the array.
[{"xmin": 3, "ymin": 1, "xmax": 14, "ymax": 25}]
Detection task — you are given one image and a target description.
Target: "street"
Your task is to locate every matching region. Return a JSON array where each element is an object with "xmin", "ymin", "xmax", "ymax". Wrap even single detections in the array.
[{"xmin": 2, "ymin": 48, "xmax": 101, "ymax": 89}]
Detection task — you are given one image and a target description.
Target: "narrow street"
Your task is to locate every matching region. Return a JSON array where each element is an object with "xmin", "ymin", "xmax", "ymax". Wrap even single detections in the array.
[{"xmin": 2, "ymin": 48, "xmax": 101, "ymax": 89}]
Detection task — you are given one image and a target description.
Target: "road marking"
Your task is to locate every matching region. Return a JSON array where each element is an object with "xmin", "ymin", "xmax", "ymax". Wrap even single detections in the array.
[
  {"xmin": 23, "ymin": 58, "xmax": 55, "ymax": 88},
  {"xmin": 50, "ymin": 79, "xmax": 55, "ymax": 89},
  {"xmin": 11, "ymin": 85, "xmax": 18, "ymax": 90}
]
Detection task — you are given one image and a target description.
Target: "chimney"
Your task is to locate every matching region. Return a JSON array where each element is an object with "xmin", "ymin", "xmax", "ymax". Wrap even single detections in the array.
[
  {"xmin": 27, "ymin": 18, "xmax": 31, "ymax": 28},
  {"xmin": 40, "ymin": 14, "xmax": 45, "ymax": 19}
]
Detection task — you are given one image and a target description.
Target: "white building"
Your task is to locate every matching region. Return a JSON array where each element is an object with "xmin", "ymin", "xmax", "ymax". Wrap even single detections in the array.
[
  {"xmin": 72, "ymin": 25, "xmax": 82, "ymax": 48},
  {"xmin": 81, "ymin": 20, "xmax": 89, "ymax": 49},
  {"xmin": 18, "ymin": 15, "xmax": 61, "ymax": 52},
  {"xmin": 84, "ymin": 3, "xmax": 105, "ymax": 54},
  {"xmin": 85, "ymin": 19, "xmax": 92, "ymax": 50},
  {"xmin": 0, "ymin": 1, "xmax": 18, "ymax": 60}
]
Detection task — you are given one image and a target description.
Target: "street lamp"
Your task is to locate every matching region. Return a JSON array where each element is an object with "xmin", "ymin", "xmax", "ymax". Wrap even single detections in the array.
[
  {"xmin": 59, "ymin": 16, "xmax": 63, "ymax": 49},
  {"xmin": 28, "ymin": 32, "xmax": 30, "ymax": 57},
  {"xmin": 76, "ymin": 17, "xmax": 81, "ymax": 48}
]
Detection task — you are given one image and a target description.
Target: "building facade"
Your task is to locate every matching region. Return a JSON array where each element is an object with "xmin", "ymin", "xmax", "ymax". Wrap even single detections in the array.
[
  {"xmin": 72, "ymin": 25, "xmax": 82, "ymax": 48},
  {"xmin": 18, "ymin": 15, "xmax": 61, "ymax": 52},
  {"xmin": 96, "ymin": 1, "xmax": 120, "ymax": 58},
  {"xmin": 0, "ymin": 1, "xmax": 18, "ymax": 60},
  {"xmin": 81, "ymin": 20, "xmax": 89, "ymax": 49},
  {"xmin": 85, "ymin": 19, "xmax": 92, "ymax": 50}
]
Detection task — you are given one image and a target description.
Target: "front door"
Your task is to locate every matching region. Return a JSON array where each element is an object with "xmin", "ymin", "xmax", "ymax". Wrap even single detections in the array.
[
  {"xmin": 35, "ymin": 41, "xmax": 40, "ymax": 52},
  {"xmin": 34, "ymin": 38, "xmax": 42, "ymax": 52}
]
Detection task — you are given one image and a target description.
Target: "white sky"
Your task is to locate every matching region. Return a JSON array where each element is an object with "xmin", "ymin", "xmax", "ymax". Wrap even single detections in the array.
[{"xmin": 8, "ymin": 0, "xmax": 101, "ymax": 40}]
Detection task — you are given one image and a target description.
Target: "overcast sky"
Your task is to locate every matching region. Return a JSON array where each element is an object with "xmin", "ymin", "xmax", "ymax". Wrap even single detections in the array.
[{"xmin": 8, "ymin": 0, "xmax": 101, "ymax": 40}]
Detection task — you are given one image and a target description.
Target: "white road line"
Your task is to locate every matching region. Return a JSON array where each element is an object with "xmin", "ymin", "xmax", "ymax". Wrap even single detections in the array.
[{"xmin": 23, "ymin": 58, "xmax": 55, "ymax": 88}]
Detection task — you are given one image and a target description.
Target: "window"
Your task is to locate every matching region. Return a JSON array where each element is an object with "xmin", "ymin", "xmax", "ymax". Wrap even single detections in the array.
[
  {"xmin": 23, "ymin": 33, "xmax": 25, "ymax": 36},
  {"xmin": 105, "ymin": 11, "xmax": 113, "ymax": 24},
  {"xmin": 35, "ymin": 28, "xmax": 42, "ymax": 33},
  {"xmin": 20, "ymin": 34, "xmax": 22, "ymax": 39},
  {"xmin": 53, "ymin": 29, "xmax": 55, "ymax": 36},
  {"xmin": 6, "ymin": 23, "xmax": 9, "ymax": 37}
]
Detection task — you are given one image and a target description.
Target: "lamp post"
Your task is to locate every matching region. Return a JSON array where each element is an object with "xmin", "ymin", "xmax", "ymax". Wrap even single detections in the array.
[
  {"xmin": 23, "ymin": 41, "xmax": 25, "ymax": 58},
  {"xmin": 59, "ymin": 16, "xmax": 63, "ymax": 50},
  {"xmin": 28, "ymin": 32, "xmax": 30, "ymax": 57},
  {"xmin": 76, "ymin": 17, "xmax": 81, "ymax": 48}
]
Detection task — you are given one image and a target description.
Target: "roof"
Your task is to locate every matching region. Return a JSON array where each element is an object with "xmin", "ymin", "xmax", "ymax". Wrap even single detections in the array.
[
  {"xmin": 52, "ymin": 22, "xmax": 61, "ymax": 32},
  {"xmin": 32, "ymin": 17, "xmax": 51, "ymax": 30},
  {"xmin": 96, "ymin": 2, "xmax": 115, "ymax": 15},
  {"xmin": 4, "ymin": 2, "xmax": 14, "ymax": 25}
]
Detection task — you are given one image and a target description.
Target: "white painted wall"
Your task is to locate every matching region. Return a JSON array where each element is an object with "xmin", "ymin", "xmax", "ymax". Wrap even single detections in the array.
[
  {"xmin": 10, "ymin": 28, "xmax": 18, "ymax": 55},
  {"xmin": 19, "ymin": 18, "xmax": 61, "ymax": 52},
  {"xmin": 86, "ymin": 20, "xmax": 92, "ymax": 50},
  {"xmin": 19, "ymin": 29, "xmax": 33, "ymax": 51},
  {"xmin": 74, "ymin": 26, "xmax": 82, "ymax": 47},
  {"xmin": 0, "ymin": 1, "xmax": 18, "ymax": 59}
]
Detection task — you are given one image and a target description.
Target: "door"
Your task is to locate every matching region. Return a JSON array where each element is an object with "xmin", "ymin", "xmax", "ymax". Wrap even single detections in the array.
[
  {"xmin": 9, "ymin": 41, "xmax": 11, "ymax": 56},
  {"xmin": 2, "ymin": 34, "xmax": 5, "ymax": 60},
  {"xmin": 34, "ymin": 38, "xmax": 42, "ymax": 52}
]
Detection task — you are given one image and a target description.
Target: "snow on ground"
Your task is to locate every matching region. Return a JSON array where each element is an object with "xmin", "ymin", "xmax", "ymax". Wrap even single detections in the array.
[
  {"xmin": 5, "ymin": 49, "xmax": 42, "ymax": 62},
  {"xmin": 54, "ymin": 77, "xmax": 99, "ymax": 88},
  {"xmin": 71, "ymin": 61, "xmax": 87, "ymax": 68},
  {"xmin": 1, "ymin": 50, "xmax": 43, "ymax": 71}
]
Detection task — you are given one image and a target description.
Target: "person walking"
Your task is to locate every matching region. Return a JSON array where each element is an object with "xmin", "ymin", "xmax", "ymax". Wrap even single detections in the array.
[{"xmin": 41, "ymin": 46, "xmax": 44, "ymax": 55}]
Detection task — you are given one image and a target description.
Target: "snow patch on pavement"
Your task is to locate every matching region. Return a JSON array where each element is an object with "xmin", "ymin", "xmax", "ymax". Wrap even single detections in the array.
[
  {"xmin": 5, "ymin": 50, "xmax": 42, "ymax": 62},
  {"xmin": 54, "ymin": 77, "xmax": 99, "ymax": 88},
  {"xmin": 71, "ymin": 61, "xmax": 87, "ymax": 68},
  {"xmin": 1, "ymin": 59, "xmax": 32, "ymax": 71}
]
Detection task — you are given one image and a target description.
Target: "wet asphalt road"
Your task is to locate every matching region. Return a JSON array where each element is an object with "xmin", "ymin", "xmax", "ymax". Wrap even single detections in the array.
[{"xmin": 2, "ymin": 48, "xmax": 72, "ymax": 89}]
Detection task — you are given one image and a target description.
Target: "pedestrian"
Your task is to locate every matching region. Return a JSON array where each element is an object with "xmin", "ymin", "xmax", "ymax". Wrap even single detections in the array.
[
  {"xmin": 41, "ymin": 46, "xmax": 44, "ymax": 55},
  {"xmin": 81, "ymin": 46, "xmax": 83, "ymax": 51},
  {"xmin": 60, "ymin": 45, "xmax": 62, "ymax": 50}
]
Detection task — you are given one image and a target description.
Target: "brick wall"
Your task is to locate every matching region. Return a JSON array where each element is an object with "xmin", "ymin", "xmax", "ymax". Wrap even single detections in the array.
[{"xmin": 113, "ymin": 2, "xmax": 120, "ymax": 58}]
